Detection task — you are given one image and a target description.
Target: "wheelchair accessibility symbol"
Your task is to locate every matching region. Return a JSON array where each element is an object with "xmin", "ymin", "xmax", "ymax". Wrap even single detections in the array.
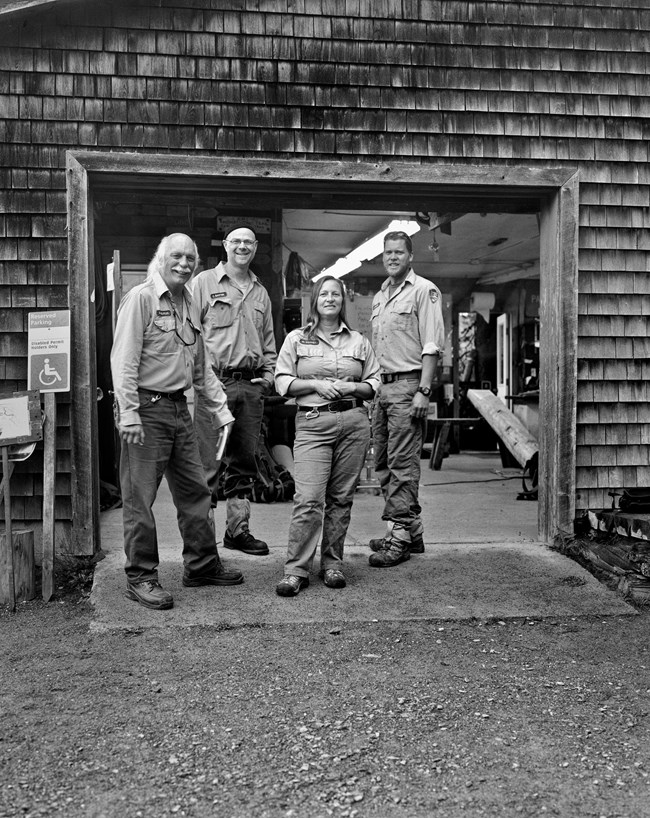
[
  {"xmin": 39, "ymin": 358, "xmax": 62, "ymax": 386},
  {"xmin": 29, "ymin": 352, "xmax": 69, "ymax": 392}
]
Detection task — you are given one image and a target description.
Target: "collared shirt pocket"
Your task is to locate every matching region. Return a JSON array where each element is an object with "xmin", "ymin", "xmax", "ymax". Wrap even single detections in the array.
[
  {"xmin": 340, "ymin": 354, "xmax": 365, "ymax": 381},
  {"xmin": 251, "ymin": 299, "xmax": 266, "ymax": 330},
  {"xmin": 208, "ymin": 296, "xmax": 234, "ymax": 328},
  {"xmin": 296, "ymin": 344, "xmax": 325, "ymax": 359},
  {"xmin": 295, "ymin": 343, "xmax": 325, "ymax": 378},
  {"xmin": 393, "ymin": 301, "xmax": 416, "ymax": 330},
  {"xmin": 150, "ymin": 315, "xmax": 177, "ymax": 354}
]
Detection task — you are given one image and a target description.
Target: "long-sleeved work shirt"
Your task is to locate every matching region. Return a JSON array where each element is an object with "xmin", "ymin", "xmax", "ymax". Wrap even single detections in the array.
[
  {"xmin": 191, "ymin": 262, "xmax": 277, "ymax": 385},
  {"xmin": 110, "ymin": 269, "xmax": 233, "ymax": 429},
  {"xmin": 275, "ymin": 322, "xmax": 380, "ymax": 408},
  {"xmin": 371, "ymin": 269, "xmax": 445, "ymax": 373}
]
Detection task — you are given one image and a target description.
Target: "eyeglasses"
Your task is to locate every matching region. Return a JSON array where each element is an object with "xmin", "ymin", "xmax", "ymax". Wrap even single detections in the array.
[
  {"xmin": 167, "ymin": 296, "xmax": 200, "ymax": 346},
  {"xmin": 224, "ymin": 239, "xmax": 257, "ymax": 248},
  {"xmin": 174, "ymin": 314, "xmax": 200, "ymax": 347}
]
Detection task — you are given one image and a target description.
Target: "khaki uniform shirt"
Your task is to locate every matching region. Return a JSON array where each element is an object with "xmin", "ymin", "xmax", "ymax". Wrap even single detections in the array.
[
  {"xmin": 275, "ymin": 322, "xmax": 380, "ymax": 408},
  {"xmin": 371, "ymin": 269, "xmax": 445, "ymax": 373},
  {"xmin": 191, "ymin": 263, "xmax": 277, "ymax": 385},
  {"xmin": 110, "ymin": 269, "xmax": 233, "ymax": 428}
]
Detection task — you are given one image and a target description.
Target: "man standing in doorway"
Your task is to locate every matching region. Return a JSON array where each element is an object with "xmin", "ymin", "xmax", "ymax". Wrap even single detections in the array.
[
  {"xmin": 111, "ymin": 233, "xmax": 242, "ymax": 610},
  {"xmin": 368, "ymin": 230, "xmax": 445, "ymax": 568},
  {"xmin": 193, "ymin": 224, "xmax": 277, "ymax": 556}
]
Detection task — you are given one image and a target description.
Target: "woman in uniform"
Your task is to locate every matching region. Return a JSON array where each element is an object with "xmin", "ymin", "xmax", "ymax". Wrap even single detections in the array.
[{"xmin": 274, "ymin": 276, "xmax": 380, "ymax": 596}]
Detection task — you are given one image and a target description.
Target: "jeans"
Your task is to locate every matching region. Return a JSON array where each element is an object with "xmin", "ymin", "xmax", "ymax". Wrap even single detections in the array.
[
  {"xmin": 120, "ymin": 395, "xmax": 218, "ymax": 583},
  {"xmin": 372, "ymin": 379, "xmax": 424, "ymax": 538},
  {"xmin": 284, "ymin": 406, "xmax": 370, "ymax": 578},
  {"xmin": 195, "ymin": 377, "xmax": 265, "ymax": 535}
]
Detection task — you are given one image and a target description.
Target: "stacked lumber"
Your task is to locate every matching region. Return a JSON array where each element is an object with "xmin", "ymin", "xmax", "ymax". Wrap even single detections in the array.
[{"xmin": 577, "ymin": 537, "xmax": 650, "ymax": 604}]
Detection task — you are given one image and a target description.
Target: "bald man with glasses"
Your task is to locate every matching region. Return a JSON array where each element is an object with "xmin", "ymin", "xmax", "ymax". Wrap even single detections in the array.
[
  {"xmin": 192, "ymin": 224, "xmax": 277, "ymax": 556},
  {"xmin": 111, "ymin": 233, "xmax": 242, "ymax": 610}
]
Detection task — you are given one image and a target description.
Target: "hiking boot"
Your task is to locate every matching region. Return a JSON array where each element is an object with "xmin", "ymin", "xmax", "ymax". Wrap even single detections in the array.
[
  {"xmin": 369, "ymin": 532, "xmax": 424, "ymax": 554},
  {"xmin": 276, "ymin": 575, "xmax": 309, "ymax": 597},
  {"xmin": 409, "ymin": 531, "xmax": 425, "ymax": 554},
  {"xmin": 368, "ymin": 539, "xmax": 411, "ymax": 568},
  {"xmin": 224, "ymin": 528, "xmax": 269, "ymax": 555},
  {"xmin": 125, "ymin": 580, "xmax": 174, "ymax": 610},
  {"xmin": 321, "ymin": 568, "xmax": 346, "ymax": 589},
  {"xmin": 182, "ymin": 565, "xmax": 244, "ymax": 586}
]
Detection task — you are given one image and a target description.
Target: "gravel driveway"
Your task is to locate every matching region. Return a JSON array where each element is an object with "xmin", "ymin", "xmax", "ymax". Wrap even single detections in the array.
[{"xmin": 2, "ymin": 588, "xmax": 650, "ymax": 818}]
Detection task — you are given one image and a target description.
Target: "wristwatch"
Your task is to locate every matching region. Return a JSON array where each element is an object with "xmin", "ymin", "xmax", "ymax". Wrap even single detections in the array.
[{"xmin": 417, "ymin": 386, "xmax": 432, "ymax": 397}]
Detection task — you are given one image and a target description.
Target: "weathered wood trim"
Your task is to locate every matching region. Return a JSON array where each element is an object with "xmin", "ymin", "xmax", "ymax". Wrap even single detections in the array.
[
  {"xmin": 71, "ymin": 151, "xmax": 576, "ymax": 192},
  {"xmin": 66, "ymin": 152, "xmax": 98, "ymax": 555},
  {"xmin": 539, "ymin": 170, "xmax": 579, "ymax": 541}
]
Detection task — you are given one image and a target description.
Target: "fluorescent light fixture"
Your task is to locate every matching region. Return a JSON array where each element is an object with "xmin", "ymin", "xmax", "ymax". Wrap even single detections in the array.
[{"xmin": 313, "ymin": 219, "xmax": 421, "ymax": 281}]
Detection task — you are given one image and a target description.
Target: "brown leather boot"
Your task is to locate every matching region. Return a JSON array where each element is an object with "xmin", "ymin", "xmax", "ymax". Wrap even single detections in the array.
[{"xmin": 368, "ymin": 538, "xmax": 411, "ymax": 568}]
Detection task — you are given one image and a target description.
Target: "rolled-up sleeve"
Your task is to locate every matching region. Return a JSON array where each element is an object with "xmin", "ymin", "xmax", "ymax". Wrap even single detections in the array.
[
  {"xmin": 359, "ymin": 337, "xmax": 381, "ymax": 396},
  {"xmin": 274, "ymin": 332, "xmax": 299, "ymax": 397},
  {"xmin": 110, "ymin": 289, "xmax": 145, "ymax": 427},
  {"xmin": 418, "ymin": 284, "xmax": 446, "ymax": 357}
]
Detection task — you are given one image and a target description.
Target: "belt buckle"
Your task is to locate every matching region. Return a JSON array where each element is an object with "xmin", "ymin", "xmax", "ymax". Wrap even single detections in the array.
[
  {"xmin": 305, "ymin": 407, "xmax": 320, "ymax": 419},
  {"xmin": 150, "ymin": 393, "xmax": 162, "ymax": 403},
  {"xmin": 232, "ymin": 371, "xmax": 243, "ymax": 381}
]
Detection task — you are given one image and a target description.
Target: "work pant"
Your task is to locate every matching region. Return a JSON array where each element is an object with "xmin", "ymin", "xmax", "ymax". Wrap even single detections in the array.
[
  {"xmin": 372, "ymin": 379, "xmax": 424, "ymax": 542},
  {"xmin": 120, "ymin": 395, "xmax": 218, "ymax": 583},
  {"xmin": 284, "ymin": 406, "xmax": 370, "ymax": 578},
  {"xmin": 195, "ymin": 377, "xmax": 265, "ymax": 536}
]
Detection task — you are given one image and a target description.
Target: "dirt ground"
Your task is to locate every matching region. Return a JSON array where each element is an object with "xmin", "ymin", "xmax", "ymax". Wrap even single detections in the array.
[{"xmin": 2, "ymin": 568, "xmax": 650, "ymax": 818}]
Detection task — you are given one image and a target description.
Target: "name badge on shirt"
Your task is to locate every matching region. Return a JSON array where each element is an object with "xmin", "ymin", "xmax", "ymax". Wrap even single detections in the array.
[
  {"xmin": 298, "ymin": 337, "xmax": 319, "ymax": 345},
  {"xmin": 157, "ymin": 309, "xmax": 172, "ymax": 316},
  {"xmin": 211, "ymin": 291, "xmax": 227, "ymax": 298}
]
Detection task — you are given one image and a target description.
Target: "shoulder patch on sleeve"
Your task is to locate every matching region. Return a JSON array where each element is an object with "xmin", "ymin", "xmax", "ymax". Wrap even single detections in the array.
[{"xmin": 429, "ymin": 289, "xmax": 439, "ymax": 304}]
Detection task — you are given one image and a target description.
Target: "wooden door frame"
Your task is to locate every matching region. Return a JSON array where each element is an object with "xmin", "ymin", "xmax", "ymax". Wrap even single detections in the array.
[{"xmin": 66, "ymin": 151, "xmax": 578, "ymax": 550}]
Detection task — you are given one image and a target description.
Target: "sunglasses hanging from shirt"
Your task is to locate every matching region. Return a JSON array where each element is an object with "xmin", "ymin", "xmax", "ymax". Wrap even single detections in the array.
[{"xmin": 167, "ymin": 295, "xmax": 199, "ymax": 347}]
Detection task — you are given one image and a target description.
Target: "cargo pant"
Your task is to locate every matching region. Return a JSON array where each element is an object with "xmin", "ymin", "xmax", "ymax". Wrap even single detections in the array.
[
  {"xmin": 372, "ymin": 378, "xmax": 424, "ymax": 544},
  {"xmin": 284, "ymin": 406, "xmax": 370, "ymax": 578}
]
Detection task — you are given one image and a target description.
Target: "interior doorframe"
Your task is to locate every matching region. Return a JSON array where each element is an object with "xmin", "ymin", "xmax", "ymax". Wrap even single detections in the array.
[{"xmin": 66, "ymin": 151, "xmax": 578, "ymax": 551}]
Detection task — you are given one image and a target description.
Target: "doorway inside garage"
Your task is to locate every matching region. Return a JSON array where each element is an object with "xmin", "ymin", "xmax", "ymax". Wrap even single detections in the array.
[{"xmin": 66, "ymin": 153, "xmax": 578, "ymax": 553}]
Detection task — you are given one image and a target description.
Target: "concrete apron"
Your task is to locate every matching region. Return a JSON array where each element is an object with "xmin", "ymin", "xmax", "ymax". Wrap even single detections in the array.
[{"xmin": 91, "ymin": 453, "xmax": 634, "ymax": 632}]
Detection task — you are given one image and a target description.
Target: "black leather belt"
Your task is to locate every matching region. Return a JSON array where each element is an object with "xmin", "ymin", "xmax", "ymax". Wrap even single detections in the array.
[
  {"xmin": 139, "ymin": 389, "xmax": 186, "ymax": 402},
  {"xmin": 380, "ymin": 370, "xmax": 421, "ymax": 384},
  {"xmin": 218, "ymin": 367, "xmax": 261, "ymax": 381},
  {"xmin": 298, "ymin": 399, "xmax": 364, "ymax": 413}
]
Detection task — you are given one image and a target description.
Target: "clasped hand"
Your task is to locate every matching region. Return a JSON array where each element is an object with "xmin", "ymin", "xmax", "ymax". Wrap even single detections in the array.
[{"xmin": 313, "ymin": 379, "xmax": 355, "ymax": 401}]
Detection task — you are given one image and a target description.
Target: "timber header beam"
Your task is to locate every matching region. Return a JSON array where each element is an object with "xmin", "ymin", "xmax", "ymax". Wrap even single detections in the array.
[{"xmin": 72, "ymin": 151, "xmax": 577, "ymax": 201}]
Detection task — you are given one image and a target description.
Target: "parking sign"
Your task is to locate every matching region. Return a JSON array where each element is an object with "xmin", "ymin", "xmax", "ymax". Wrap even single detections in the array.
[{"xmin": 27, "ymin": 310, "xmax": 71, "ymax": 393}]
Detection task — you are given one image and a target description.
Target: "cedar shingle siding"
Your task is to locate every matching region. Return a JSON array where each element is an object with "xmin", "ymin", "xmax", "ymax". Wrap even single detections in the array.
[{"xmin": 1, "ymin": 0, "xmax": 649, "ymax": 541}]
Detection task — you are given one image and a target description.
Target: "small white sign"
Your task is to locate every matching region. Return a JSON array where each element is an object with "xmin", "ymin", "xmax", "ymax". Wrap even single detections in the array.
[
  {"xmin": 0, "ymin": 395, "xmax": 31, "ymax": 443},
  {"xmin": 27, "ymin": 310, "xmax": 71, "ymax": 393}
]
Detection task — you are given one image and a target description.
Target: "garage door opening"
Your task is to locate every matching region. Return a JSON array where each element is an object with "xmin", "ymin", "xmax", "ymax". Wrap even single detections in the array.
[{"xmin": 66, "ymin": 153, "xmax": 578, "ymax": 553}]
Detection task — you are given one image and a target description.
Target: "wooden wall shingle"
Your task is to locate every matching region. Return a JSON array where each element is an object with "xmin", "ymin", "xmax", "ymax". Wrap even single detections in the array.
[{"xmin": 1, "ymin": 0, "xmax": 650, "ymax": 521}]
